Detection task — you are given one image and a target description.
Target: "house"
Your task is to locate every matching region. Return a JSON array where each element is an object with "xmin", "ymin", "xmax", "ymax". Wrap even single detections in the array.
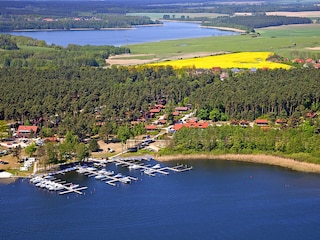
[
  {"xmin": 293, "ymin": 58, "xmax": 305, "ymax": 64},
  {"xmin": 306, "ymin": 112, "xmax": 317, "ymax": 118},
  {"xmin": 172, "ymin": 120, "xmax": 209, "ymax": 131},
  {"xmin": 239, "ymin": 120, "xmax": 249, "ymax": 127},
  {"xmin": 16, "ymin": 126, "xmax": 38, "ymax": 138},
  {"xmin": 212, "ymin": 67, "xmax": 221, "ymax": 73},
  {"xmin": 145, "ymin": 125, "xmax": 157, "ymax": 131},
  {"xmin": 255, "ymin": 119, "xmax": 268, "ymax": 126},
  {"xmin": 175, "ymin": 106, "xmax": 189, "ymax": 112},
  {"xmin": 275, "ymin": 119, "xmax": 287, "ymax": 125},
  {"xmin": 157, "ymin": 119, "xmax": 166, "ymax": 125},
  {"xmin": 150, "ymin": 108, "xmax": 161, "ymax": 114}
]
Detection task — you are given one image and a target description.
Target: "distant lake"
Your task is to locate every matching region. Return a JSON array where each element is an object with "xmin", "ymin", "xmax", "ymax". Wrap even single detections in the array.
[{"xmin": 7, "ymin": 21, "xmax": 238, "ymax": 46}]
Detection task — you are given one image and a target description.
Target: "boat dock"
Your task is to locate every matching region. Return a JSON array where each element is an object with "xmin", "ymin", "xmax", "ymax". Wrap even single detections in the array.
[
  {"xmin": 29, "ymin": 157, "xmax": 192, "ymax": 196},
  {"xmin": 30, "ymin": 175, "xmax": 88, "ymax": 195},
  {"xmin": 76, "ymin": 166, "xmax": 138, "ymax": 186},
  {"xmin": 103, "ymin": 157, "xmax": 193, "ymax": 177}
]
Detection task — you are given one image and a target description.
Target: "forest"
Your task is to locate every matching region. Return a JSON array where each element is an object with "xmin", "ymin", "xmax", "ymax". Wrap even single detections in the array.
[
  {"xmin": 1, "ymin": 66, "xmax": 320, "ymax": 136},
  {"xmin": 162, "ymin": 121, "xmax": 320, "ymax": 164}
]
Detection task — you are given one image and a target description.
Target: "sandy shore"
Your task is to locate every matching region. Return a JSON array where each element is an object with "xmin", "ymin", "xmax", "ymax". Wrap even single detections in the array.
[
  {"xmin": 201, "ymin": 26, "xmax": 246, "ymax": 33},
  {"xmin": 157, "ymin": 154, "xmax": 320, "ymax": 173}
]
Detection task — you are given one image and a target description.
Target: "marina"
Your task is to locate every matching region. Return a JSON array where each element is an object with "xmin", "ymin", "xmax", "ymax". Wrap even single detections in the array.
[
  {"xmin": 29, "ymin": 157, "xmax": 193, "ymax": 195},
  {"xmin": 30, "ymin": 174, "xmax": 88, "ymax": 195}
]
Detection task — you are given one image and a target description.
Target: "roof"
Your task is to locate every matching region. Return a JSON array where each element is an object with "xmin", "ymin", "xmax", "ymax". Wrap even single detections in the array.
[
  {"xmin": 145, "ymin": 125, "xmax": 157, "ymax": 131},
  {"xmin": 276, "ymin": 119, "xmax": 287, "ymax": 124},
  {"xmin": 150, "ymin": 108, "xmax": 161, "ymax": 113},
  {"xmin": 175, "ymin": 107, "xmax": 189, "ymax": 111},
  {"xmin": 255, "ymin": 119, "xmax": 268, "ymax": 124},
  {"xmin": 173, "ymin": 121, "xmax": 209, "ymax": 131},
  {"xmin": 17, "ymin": 125, "xmax": 38, "ymax": 133}
]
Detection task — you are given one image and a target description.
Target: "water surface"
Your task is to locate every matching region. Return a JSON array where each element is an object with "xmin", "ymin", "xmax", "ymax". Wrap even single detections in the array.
[
  {"xmin": 1, "ymin": 159, "xmax": 320, "ymax": 240},
  {"xmin": 7, "ymin": 21, "xmax": 238, "ymax": 46}
]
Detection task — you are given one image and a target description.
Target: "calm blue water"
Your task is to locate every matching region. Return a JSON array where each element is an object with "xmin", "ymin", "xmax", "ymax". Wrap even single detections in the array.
[
  {"xmin": 7, "ymin": 21, "xmax": 237, "ymax": 46},
  {"xmin": 1, "ymin": 159, "xmax": 320, "ymax": 240}
]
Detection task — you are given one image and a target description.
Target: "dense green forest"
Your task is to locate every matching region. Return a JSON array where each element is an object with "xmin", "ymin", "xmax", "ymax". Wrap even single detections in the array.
[
  {"xmin": 162, "ymin": 122, "xmax": 320, "ymax": 163},
  {"xmin": 1, "ymin": 66, "xmax": 320, "ymax": 137}
]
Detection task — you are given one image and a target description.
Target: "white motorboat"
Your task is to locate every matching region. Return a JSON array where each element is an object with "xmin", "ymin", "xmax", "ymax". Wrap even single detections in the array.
[{"xmin": 95, "ymin": 174, "xmax": 105, "ymax": 179}]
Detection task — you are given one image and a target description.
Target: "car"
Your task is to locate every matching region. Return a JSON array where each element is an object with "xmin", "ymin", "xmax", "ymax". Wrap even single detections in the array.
[{"xmin": 107, "ymin": 148, "xmax": 115, "ymax": 153}]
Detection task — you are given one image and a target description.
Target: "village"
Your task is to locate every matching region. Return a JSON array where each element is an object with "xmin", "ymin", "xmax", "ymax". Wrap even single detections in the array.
[{"xmin": 1, "ymin": 96, "xmax": 318, "ymax": 178}]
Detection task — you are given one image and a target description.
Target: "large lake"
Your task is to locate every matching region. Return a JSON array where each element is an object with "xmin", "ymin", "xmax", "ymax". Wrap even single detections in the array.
[
  {"xmin": 1, "ymin": 159, "xmax": 320, "ymax": 240},
  {"xmin": 8, "ymin": 21, "xmax": 238, "ymax": 46}
]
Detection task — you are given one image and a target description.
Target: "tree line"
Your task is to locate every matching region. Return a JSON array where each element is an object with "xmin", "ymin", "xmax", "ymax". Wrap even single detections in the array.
[
  {"xmin": 162, "ymin": 121, "xmax": 320, "ymax": 163},
  {"xmin": 202, "ymin": 15, "xmax": 312, "ymax": 32},
  {"xmin": 0, "ymin": 15, "xmax": 160, "ymax": 32}
]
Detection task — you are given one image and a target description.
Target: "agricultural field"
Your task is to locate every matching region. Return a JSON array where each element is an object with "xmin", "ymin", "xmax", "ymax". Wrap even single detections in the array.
[
  {"xmin": 115, "ymin": 23, "xmax": 320, "ymax": 65},
  {"xmin": 146, "ymin": 52, "xmax": 292, "ymax": 69}
]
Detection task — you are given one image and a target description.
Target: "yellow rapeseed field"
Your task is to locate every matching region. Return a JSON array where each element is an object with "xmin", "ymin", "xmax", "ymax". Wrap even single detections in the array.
[{"xmin": 147, "ymin": 52, "xmax": 291, "ymax": 69}]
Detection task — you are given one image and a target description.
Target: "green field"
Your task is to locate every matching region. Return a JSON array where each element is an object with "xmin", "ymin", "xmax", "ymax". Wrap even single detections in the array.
[{"xmin": 127, "ymin": 24, "xmax": 320, "ymax": 60}]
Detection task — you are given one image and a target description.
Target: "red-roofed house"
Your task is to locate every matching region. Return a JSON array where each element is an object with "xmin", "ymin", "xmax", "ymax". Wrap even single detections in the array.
[
  {"xmin": 150, "ymin": 108, "xmax": 161, "ymax": 114},
  {"xmin": 276, "ymin": 119, "xmax": 287, "ymax": 125},
  {"xmin": 255, "ymin": 119, "xmax": 268, "ymax": 126},
  {"xmin": 173, "ymin": 121, "xmax": 209, "ymax": 131},
  {"xmin": 157, "ymin": 119, "xmax": 167, "ymax": 125},
  {"xmin": 145, "ymin": 125, "xmax": 157, "ymax": 131},
  {"xmin": 175, "ymin": 107, "xmax": 189, "ymax": 112},
  {"xmin": 17, "ymin": 126, "xmax": 38, "ymax": 138},
  {"xmin": 306, "ymin": 112, "xmax": 317, "ymax": 118}
]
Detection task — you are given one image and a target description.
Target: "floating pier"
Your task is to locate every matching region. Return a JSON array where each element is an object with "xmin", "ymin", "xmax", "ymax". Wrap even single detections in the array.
[
  {"xmin": 76, "ymin": 166, "xmax": 138, "ymax": 186},
  {"xmin": 30, "ymin": 156, "xmax": 192, "ymax": 196},
  {"xmin": 30, "ymin": 175, "xmax": 87, "ymax": 195},
  {"xmin": 103, "ymin": 157, "xmax": 193, "ymax": 177}
]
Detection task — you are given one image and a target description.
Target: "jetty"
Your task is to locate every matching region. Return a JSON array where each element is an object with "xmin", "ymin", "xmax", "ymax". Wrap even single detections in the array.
[
  {"xmin": 76, "ymin": 165, "xmax": 138, "ymax": 186},
  {"xmin": 103, "ymin": 157, "xmax": 193, "ymax": 177},
  {"xmin": 30, "ymin": 175, "xmax": 87, "ymax": 195}
]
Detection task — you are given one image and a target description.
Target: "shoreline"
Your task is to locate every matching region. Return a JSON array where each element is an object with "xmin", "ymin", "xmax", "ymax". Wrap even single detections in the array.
[
  {"xmin": 157, "ymin": 153, "xmax": 320, "ymax": 174},
  {"xmin": 201, "ymin": 25, "xmax": 246, "ymax": 33}
]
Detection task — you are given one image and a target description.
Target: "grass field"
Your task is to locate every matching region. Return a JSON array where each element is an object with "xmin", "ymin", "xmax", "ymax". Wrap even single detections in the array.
[{"xmin": 127, "ymin": 24, "xmax": 320, "ymax": 61}]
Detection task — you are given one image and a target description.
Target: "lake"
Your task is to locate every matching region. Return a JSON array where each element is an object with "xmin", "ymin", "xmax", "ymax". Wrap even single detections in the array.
[
  {"xmin": 1, "ymin": 159, "xmax": 320, "ymax": 240},
  {"xmin": 8, "ymin": 21, "xmax": 238, "ymax": 46}
]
